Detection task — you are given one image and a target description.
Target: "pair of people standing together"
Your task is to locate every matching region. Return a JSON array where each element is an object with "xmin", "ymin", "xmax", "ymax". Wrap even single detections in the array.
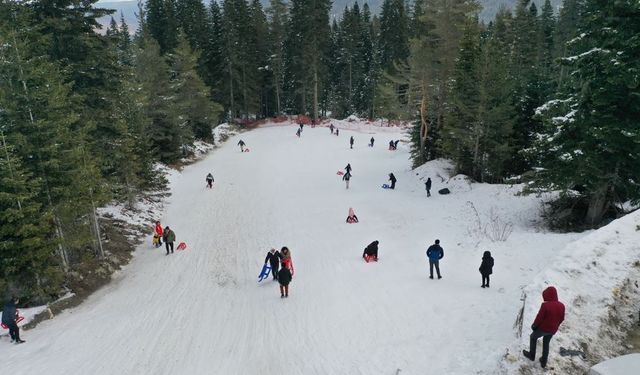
[
  {"xmin": 264, "ymin": 247, "xmax": 294, "ymax": 298},
  {"xmin": 154, "ymin": 221, "xmax": 176, "ymax": 255}
]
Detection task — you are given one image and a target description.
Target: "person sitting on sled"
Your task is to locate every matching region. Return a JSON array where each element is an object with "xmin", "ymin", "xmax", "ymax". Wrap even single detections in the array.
[
  {"xmin": 362, "ymin": 240, "xmax": 379, "ymax": 261},
  {"xmin": 206, "ymin": 173, "xmax": 214, "ymax": 188},
  {"xmin": 346, "ymin": 207, "xmax": 359, "ymax": 223}
]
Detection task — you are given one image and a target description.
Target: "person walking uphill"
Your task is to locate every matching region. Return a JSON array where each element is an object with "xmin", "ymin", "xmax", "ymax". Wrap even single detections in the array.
[
  {"xmin": 523, "ymin": 286, "xmax": 565, "ymax": 368},
  {"xmin": 277, "ymin": 266, "xmax": 292, "ymax": 298},
  {"xmin": 2, "ymin": 297, "xmax": 24, "ymax": 343},
  {"xmin": 163, "ymin": 226, "xmax": 176, "ymax": 255},
  {"xmin": 425, "ymin": 177, "xmax": 432, "ymax": 197},
  {"xmin": 388, "ymin": 173, "xmax": 397, "ymax": 189},
  {"xmin": 237, "ymin": 140, "xmax": 246, "ymax": 152},
  {"xmin": 479, "ymin": 251, "xmax": 494, "ymax": 288},
  {"xmin": 349, "ymin": 136, "xmax": 354, "ymax": 149},
  {"xmin": 426, "ymin": 239, "xmax": 444, "ymax": 279},
  {"xmin": 264, "ymin": 248, "xmax": 281, "ymax": 281}
]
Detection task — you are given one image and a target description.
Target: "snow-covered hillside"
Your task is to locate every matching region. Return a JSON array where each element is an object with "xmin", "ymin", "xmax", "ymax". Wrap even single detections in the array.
[{"xmin": 3, "ymin": 120, "xmax": 632, "ymax": 374}]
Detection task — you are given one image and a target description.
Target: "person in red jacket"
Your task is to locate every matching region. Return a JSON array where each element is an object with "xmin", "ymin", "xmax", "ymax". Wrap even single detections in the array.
[
  {"xmin": 523, "ymin": 286, "xmax": 565, "ymax": 368},
  {"xmin": 154, "ymin": 221, "xmax": 163, "ymax": 245}
]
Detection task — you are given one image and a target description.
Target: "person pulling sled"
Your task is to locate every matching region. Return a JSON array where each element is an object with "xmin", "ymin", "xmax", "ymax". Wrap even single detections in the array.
[
  {"xmin": 264, "ymin": 248, "xmax": 282, "ymax": 281},
  {"xmin": 2, "ymin": 297, "xmax": 24, "ymax": 344}
]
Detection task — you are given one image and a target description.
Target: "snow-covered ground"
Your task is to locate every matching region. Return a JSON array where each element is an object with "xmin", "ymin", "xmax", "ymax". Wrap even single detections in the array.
[{"xmin": 3, "ymin": 120, "xmax": 634, "ymax": 374}]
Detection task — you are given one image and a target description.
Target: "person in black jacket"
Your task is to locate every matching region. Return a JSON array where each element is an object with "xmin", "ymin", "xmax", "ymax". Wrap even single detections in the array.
[
  {"xmin": 388, "ymin": 173, "xmax": 397, "ymax": 189},
  {"xmin": 426, "ymin": 239, "xmax": 444, "ymax": 279},
  {"xmin": 2, "ymin": 297, "xmax": 24, "ymax": 343},
  {"xmin": 369, "ymin": 137, "xmax": 375, "ymax": 147},
  {"xmin": 345, "ymin": 163, "xmax": 352, "ymax": 174},
  {"xmin": 264, "ymin": 248, "xmax": 282, "ymax": 281},
  {"xmin": 206, "ymin": 173, "xmax": 214, "ymax": 189},
  {"xmin": 425, "ymin": 177, "xmax": 432, "ymax": 197},
  {"xmin": 237, "ymin": 140, "xmax": 246, "ymax": 152},
  {"xmin": 277, "ymin": 267, "xmax": 292, "ymax": 298},
  {"xmin": 362, "ymin": 240, "xmax": 379, "ymax": 261},
  {"xmin": 349, "ymin": 136, "xmax": 354, "ymax": 149},
  {"xmin": 394, "ymin": 140, "xmax": 400, "ymax": 149},
  {"xmin": 479, "ymin": 251, "xmax": 494, "ymax": 288}
]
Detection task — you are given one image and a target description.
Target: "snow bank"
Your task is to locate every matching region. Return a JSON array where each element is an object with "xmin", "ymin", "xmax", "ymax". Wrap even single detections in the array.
[{"xmin": 500, "ymin": 210, "xmax": 640, "ymax": 374}]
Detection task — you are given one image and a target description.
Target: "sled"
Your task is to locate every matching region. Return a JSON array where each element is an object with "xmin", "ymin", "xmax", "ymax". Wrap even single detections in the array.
[
  {"xmin": 382, "ymin": 184, "xmax": 391, "ymax": 189},
  {"xmin": 1, "ymin": 310, "xmax": 25, "ymax": 329},
  {"xmin": 176, "ymin": 242, "xmax": 187, "ymax": 251},
  {"xmin": 346, "ymin": 216, "xmax": 358, "ymax": 224},
  {"xmin": 258, "ymin": 264, "xmax": 271, "ymax": 282},
  {"xmin": 337, "ymin": 171, "xmax": 344, "ymax": 176},
  {"xmin": 363, "ymin": 255, "xmax": 378, "ymax": 263},
  {"xmin": 243, "ymin": 148, "xmax": 250, "ymax": 153}
]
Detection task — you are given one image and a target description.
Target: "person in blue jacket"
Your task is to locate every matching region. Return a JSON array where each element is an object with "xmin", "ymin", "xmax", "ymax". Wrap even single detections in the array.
[{"xmin": 426, "ymin": 239, "xmax": 444, "ymax": 279}]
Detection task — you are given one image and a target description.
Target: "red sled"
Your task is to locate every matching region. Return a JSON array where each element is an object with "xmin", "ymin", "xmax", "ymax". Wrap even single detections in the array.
[
  {"xmin": 176, "ymin": 242, "xmax": 187, "ymax": 251},
  {"xmin": 363, "ymin": 255, "xmax": 378, "ymax": 263},
  {"xmin": 336, "ymin": 171, "xmax": 344, "ymax": 176},
  {"xmin": 1, "ymin": 310, "xmax": 25, "ymax": 329},
  {"xmin": 243, "ymin": 148, "xmax": 250, "ymax": 152}
]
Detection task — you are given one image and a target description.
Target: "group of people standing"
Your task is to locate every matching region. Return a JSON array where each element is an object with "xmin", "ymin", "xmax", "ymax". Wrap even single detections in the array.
[{"xmin": 264, "ymin": 247, "xmax": 294, "ymax": 298}]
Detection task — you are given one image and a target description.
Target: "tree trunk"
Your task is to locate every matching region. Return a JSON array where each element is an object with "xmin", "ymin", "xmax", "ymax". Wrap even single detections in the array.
[
  {"xmin": 313, "ymin": 65, "xmax": 319, "ymax": 122},
  {"xmin": 228, "ymin": 58, "xmax": 234, "ymax": 120},
  {"xmin": 419, "ymin": 81, "xmax": 429, "ymax": 165}
]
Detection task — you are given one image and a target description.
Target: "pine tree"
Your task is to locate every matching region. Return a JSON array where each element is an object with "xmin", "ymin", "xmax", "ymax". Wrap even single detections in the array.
[
  {"xmin": 266, "ymin": 0, "xmax": 289, "ymax": 115},
  {"xmin": 146, "ymin": 0, "xmax": 179, "ymax": 54},
  {"xmin": 527, "ymin": 0, "xmax": 640, "ymax": 226},
  {"xmin": 378, "ymin": 0, "xmax": 410, "ymax": 73}
]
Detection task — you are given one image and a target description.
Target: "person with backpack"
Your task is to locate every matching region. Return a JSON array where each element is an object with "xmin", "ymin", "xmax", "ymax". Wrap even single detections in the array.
[
  {"xmin": 264, "ymin": 248, "xmax": 281, "ymax": 281},
  {"xmin": 426, "ymin": 239, "xmax": 444, "ymax": 279},
  {"xmin": 237, "ymin": 140, "xmax": 246, "ymax": 152},
  {"xmin": 2, "ymin": 297, "xmax": 24, "ymax": 343},
  {"xmin": 425, "ymin": 177, "xmax": 432, "ymax": 197},
  {"xmin": 206, "ymin": 173, "xmax": 214, "ymax": 189},
  {"xmin": 343, "ymin": 170, "xmax": 352, "ymax": 189},
  {"xmin": 479, "ymin": 251, "xmax": 494, "ymax": 288},
  {"xmin": 362, "ymin": 240, "xmax": 379, "ymax": 261},
  {"xmin": 523, "ymin": 286, "xmax": 566, "ymax": 368},
  {"xmin": 163, "ymin": 226, "xmax": 176, "ymax": 255},
  {"xmin": 349, "ymin": 136, "xmax": 354, "ymax": 149},
  {"xmin": 369, "ymin": 137, "xmax": 375, "ymax": 147},
  {"xmin": 388, "ymin": 173, "xmax": 397, "ymax": 189}
]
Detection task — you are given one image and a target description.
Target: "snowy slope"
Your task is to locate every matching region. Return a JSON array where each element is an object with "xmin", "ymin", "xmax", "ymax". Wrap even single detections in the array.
[{"xmin": 2, "ymin": 121, "xmax": 583, "ymax": 374}]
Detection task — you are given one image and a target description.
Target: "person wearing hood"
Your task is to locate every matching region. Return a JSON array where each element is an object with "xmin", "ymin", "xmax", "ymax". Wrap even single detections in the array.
[
  {"xmin": 264, "ymin": 248, "xmax": 281, "ymax": 281},
  {"xmin": 2, "ymin": 297, "xmax": 24, "ymax": 343},
  {"xmin": 362, "ymin": 240, "xmax": 379, "ymax": 261},
  {"xmin": 426, "ymin": 239, "xmax": 444, "ymax": 279},
  {"xmin": 523, "ymin": 286, "xmax": 566, "ymax": 368},
  {"xmin": 479, "ymin": 251, "xmax": 494, "ymax": 288}
]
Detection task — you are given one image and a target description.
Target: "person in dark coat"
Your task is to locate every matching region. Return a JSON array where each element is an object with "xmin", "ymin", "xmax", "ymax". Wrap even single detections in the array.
[
  {"xmin": 389, "ymin": 140, "xmax": 395, "ymax": 150},
  {"xmin": 299, "ymin": 123, "xmax": 304, "ymax": 132},
  {"xmin": 425, "ymin": 177, "xmax": 432, "ymax": 197},
  {"xmin": 369, "ymin": 137, "xmax": 374, "ymax": 147},
  {"xmin": 277, "ymin": 266, "xmax": 292, "ymax": 298},
  {"xmin": 343, "ymin": 171, "xmax": 352, "ymax": 189},
  {"xmin": 362, "ymin": 240, "xmax": 379, "ymax": 261},
  {"xmin": 264, "ymin": 248, "xmax": 281, "ymax": 281},
  {"xmin": 237, "ymin": 140, "xmax": 246, "ymax": 152},
  {"xmin": 426, "ymin": 239, "xmax": 444, "ymax": 279},
  {"xmin": 2, "ymin": 297, "xmax": 24, "ymax": 343},
  {"xmin": 330, "ymin": 124, "xmax": 334, "ymax": 134},
  {"xmin": 296, "ymin": 128, "xmax": 301, "ymax": 137},
  {"xmin": 394, "ymin": 140, "xmax": 400, "ymax": 149},
  {"xmin": 345, "ymin": 163, "xmax": 352, "ymax": 174},
  {"xmin": 479, "ymin": 251, "xmax": 494, "ymax": 288},
  {"xmin": 523, "ymin": 286, "xmax": 565, "ymax": 368},
  {"xmin": 335, "ymin": 128, "xmax": 339, "ymax": 136},
  {"xmin": 388, "ymin": 173, "xmax": 397, "ymax": 189},
  {"xmin": 163, "ymin": 226, "xmax": 176, "ymax": 255},
  {"xmin": 206, "ymin": 173, "xmax": 214, "ymax": 189},
  {"xmin": 349, "ymin": 136, "xmax": 354, "ymax": 149}
]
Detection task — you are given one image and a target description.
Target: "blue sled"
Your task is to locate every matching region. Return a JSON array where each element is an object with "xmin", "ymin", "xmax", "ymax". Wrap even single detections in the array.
[
  {"xmin": 382, "ymin": 184, "xmax": 391, "ymax": 189},
  {"xmin": 258, "ymin": 264, "xmax": 272, "ymax": 282}
]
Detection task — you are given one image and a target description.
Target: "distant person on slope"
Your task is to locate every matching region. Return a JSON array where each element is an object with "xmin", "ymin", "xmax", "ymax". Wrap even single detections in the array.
[
  {"xmin": 426, "ymin": 239, "xmax": 444, "ymax": 279},
  {"xmin": 388, "ymin": 173, "xmax": 397, "ymax": 189},
  {"xmin": 277, "ymin": 265, "xmax": 292, "ymax": 298},
  {"xmin": 349, "ymin": 136, "xmax": 354, "ymax": 149},
  {"xmin": 264, "ymin": 248, "xmax": 282, "ymax": 281},
  {"xmin": 394, "ymin": 140, "xmax": 400, "ymax": 149},
  {"xmin": 362, "ymin": 240, "xmax": 379, "ymax": 261},
  {"xmin": 389, "ymin": 140, "xmax": 395, "ymax": 150},
  {"xmin": 163, "ymin": 226, "xmax": 176, "ymax": 255},
  {"xmin": 154, "ymin": 221, "xmax": 163, "ymax": 246},
  {"xmin": 296, "ymin": 128, "xmax": 301, "ymax": 137},
  {"xmin": 369, "ymin": 137, "xmax": 374, "ymax": 147},
  {"xmin": 335, "ymin": 128, "xmax": 339, "ymax": 136},
  {"xmin": 330, "ymin": 124, "xmax": 335, "ymax": 134},
  {"xmin": 2, "ymin": 297, "xmax": 24, "ymax": 344},
  {"xmin": 345, "ymin": 163, "xmax": 352, "ymax": 174},
  {"xmin": 206, "ymin": 173, "xmax": 214, "ymax": 189},
  {"xmin": 425, "ymin": 177, "xmax": 432, "ymax": 197},
  {"xmin": 479, "ymin": 251, "xmax": 494, "ymax": 288},
  {"xmin": 343, "ymin": 170, "xmax": 352, "ymax": 189},
  {"xmin": 237, "ymin": 140, "xmax": 246, "ymax": 152},
  {"xmin": 523, "ymin": 286, "xmax": 565, "ymax": 369}
]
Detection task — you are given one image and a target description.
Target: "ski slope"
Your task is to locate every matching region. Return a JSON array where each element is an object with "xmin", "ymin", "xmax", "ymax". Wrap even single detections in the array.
[{"xmin": 2, "ymin": 122, "xmax": 584, "ymax": 374}]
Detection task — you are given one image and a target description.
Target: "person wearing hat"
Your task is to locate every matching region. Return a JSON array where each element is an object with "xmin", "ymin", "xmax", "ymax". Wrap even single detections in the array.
[
  {"xmin": 2, "ymin": 296, "xmax": 24, "ymax": 343},
  {"xmin": 523, "ymin": 286, "xmax": 565, "ymax": 368},
  {"xmin": 163, "ymin": 226, "xmax": 176, "ymax": 255},
  {"xmin": 426, "ymin": 239, "xmax": 444, "ymax": 279}
]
